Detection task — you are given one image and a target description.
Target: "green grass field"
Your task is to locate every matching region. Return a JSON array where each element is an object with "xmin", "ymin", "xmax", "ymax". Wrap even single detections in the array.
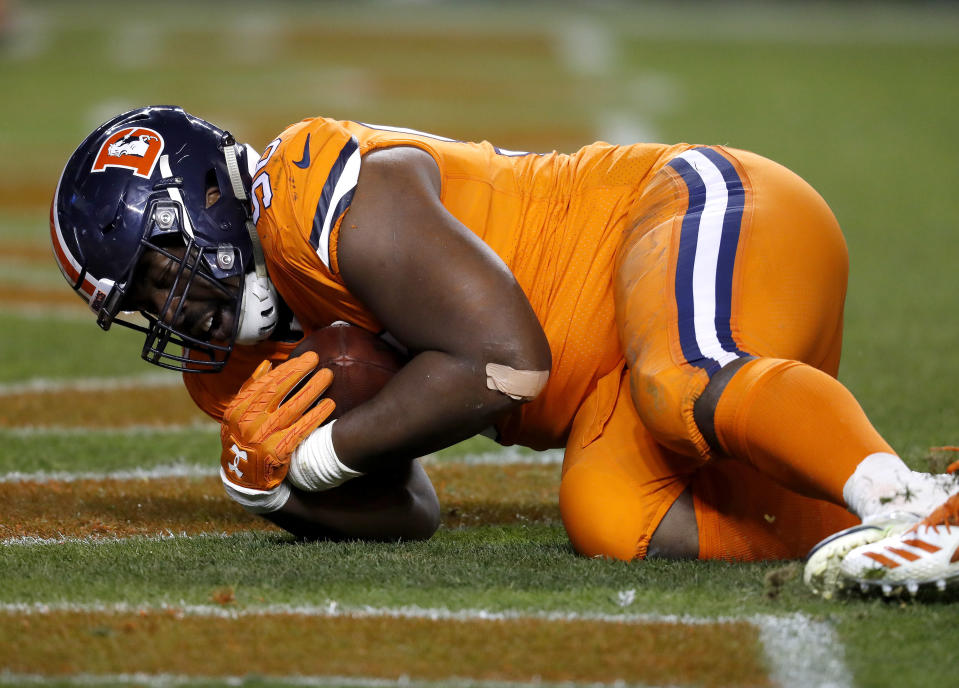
[{"xmin": 2, "ymin": 2, "xmax": 959, "ymax": 686}]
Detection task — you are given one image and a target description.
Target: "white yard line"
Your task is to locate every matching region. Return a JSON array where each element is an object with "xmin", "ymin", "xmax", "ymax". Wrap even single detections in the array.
[
  {"xmin": 0, "ymin": 304, "xmax": 91, "ymax": 321},
  {"xmin": 0, "ymin": 449, "xmax": 563, "ymax": 485},
  {"xmin": 0, "ymin": 601, "xmax": 851, "ymax": 688},
  {"xmin": 423, "ymin": 448, "xmax": 564, "ymax": 466},
  {"xmin": 1, "ymin": 673, "xmax": 638, "ymax": 688},
  {"xmin": 0, "ymin": 374, "xmax": 182, "ymax": 396},
  {"xmin": 754, "ymin": 614, "xmax": 853, "ymax": 688},
  {"xmin": 0, "ymin": 463, "xmax": 219, "ymax": 484},
  {"xmin": 0, "ymin": 598, "xmax": 830, "ymax": 626},
  {"xmin": 552, "ymin": 19, "xmax": 614, "ymax": 78},
  {"xmin": 1, "ymin": 421, "xmax": 219, "ymax": 437},
  {"xmin": 0, "ymin": 532, "xmax": 227, "ymax": 546},
  {"xmin": 551, "ymin": 18, "xmax": 673, "ymax": 148}
]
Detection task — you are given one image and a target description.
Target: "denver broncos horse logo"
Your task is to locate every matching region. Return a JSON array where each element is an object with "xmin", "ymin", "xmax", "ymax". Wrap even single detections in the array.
[{"xmin": 91, "ymin": 127, "xmax": 165, "ymax": 178}]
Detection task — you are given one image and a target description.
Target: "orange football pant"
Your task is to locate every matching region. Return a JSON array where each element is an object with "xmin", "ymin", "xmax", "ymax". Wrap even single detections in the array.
[{"xmin": 560, "ymin": 146, "xmax": 888, "ymax": 561}]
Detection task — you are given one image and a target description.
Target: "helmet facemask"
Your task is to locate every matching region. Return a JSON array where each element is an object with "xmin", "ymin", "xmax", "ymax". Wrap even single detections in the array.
[
  {"xmin": 52, "ymin": 106, "xmax": 276, "ymax": 373},
  {"xmin": 102, "ymin": 193, "xmax": 246, "ymax": 373}
]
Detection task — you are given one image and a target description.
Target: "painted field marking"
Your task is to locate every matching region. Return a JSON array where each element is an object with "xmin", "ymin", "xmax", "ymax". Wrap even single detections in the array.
[
  {"xmin": 753, "ymin": 615, "xmax": 852, "ymax": 688},
  {"xmin": 0, "ymin": 602, "xmax": 851, "ymax": 688},
  {"xmin": 0, "ymin": 532, "xmax": 231, "ymax": 546},
  {"xmin": 0, "ymin": 378, "xmax": 207, "ymax": 429},
  {"xmin": 2, "ymin": 674, "xmax": 636, "ymax": 688},
  {"xmin": 426, "ymin": 447, "xmax": 563, "ymax": 465},
  {"xmin": 0, "ymin": 463, "xmax": 219, "ymax": 484},
  {"xmin": 550, "ymin": 16, "xmax": 682, "ymax": 146},
  {"xmin": 0, "ymin": 304, "xmax": 91, "ymax": 321},
  {"xmin": 0, "ymin": 421, "xmax": 219, "ymax": 437},
  {"xmin": 0, "ymin": 448, "xmax": 561, "ymax": 485},
  {"xmin": 0, "ymin": 460, "xmax": 561, "ymax": 542},
  {"xmin": 2, "ymin": 673, "xmax": 687, "ymax": 688},
  {"xmin": 0, "ymin": 374, "xmax": 181, "ymax": 396},
  {"xmin": 0, "ymin": 261, "xmax": 70, "ymax": 287},
  {"xmin": 1, "ymin": 674, "xmax": 623, "ymax": 687}
]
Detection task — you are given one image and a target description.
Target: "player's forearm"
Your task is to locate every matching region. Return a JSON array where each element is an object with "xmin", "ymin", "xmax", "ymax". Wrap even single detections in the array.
[{"xmin": 330, "ymin": 349, "xmax": 525, "ymax": 473}]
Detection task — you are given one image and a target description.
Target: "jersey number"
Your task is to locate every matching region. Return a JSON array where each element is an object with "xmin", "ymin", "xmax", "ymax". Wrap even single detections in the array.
[{"xmin": 251, "ymin": 138, "xmax": 280, "ymax": 224}]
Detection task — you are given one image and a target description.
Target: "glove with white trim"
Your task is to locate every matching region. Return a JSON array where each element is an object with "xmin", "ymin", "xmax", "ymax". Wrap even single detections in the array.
[{"xmin": 220, "ymin": 352, "xmax": 335, "ymax": 491}]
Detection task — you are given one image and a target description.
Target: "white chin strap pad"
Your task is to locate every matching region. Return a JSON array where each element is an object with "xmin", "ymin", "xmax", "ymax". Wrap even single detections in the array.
[
  {"xmin": 234, "ymin": 271, "xmax": 279, "ymax": 344},
  {"xmin": 485, "ymin": 363, "xmax": 549, "ymax": 401}
]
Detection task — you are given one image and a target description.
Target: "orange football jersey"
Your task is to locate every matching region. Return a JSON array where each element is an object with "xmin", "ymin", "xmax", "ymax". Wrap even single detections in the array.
[{"xmin": 188, "ymin": 118, "xmax": 693, "ymax": 448}]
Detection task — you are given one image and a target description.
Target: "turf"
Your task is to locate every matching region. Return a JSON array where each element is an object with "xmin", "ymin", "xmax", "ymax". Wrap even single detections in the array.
[
  {"xmin": 0, "ymin": 314, "xmax": 155, "ymax": 382},
  {"xmin": 0, "ymin": 428, "xmax": 518, "ymax": 475},
  {"xmin": 0, "ymin": 426, "xmax": 218, "ymax": 472},
  {"xmin": 3, "ymin": 2, "xmax": 959, "ymax": 686},
  {"xmin": 2, "ymin": 530, "xmax": 959, "ymax": 686},
  {"xmin": 0, "ymin": 609, "xmax": 772, "ymax": 687}
]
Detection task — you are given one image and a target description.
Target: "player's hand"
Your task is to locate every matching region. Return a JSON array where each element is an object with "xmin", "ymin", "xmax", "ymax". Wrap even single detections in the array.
[{"xmin": 220, "ymin": 352, "xmax": 336, "ymax": 491}]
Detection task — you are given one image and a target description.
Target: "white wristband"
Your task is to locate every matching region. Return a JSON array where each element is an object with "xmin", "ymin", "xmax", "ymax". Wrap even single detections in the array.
[
  {"xmin": 288, "ymin": 420, "xmax": 363, "ymax": 492},
  {"xmin": 219, "ymin": 467, "xmax": 292, "ymax": 514}
]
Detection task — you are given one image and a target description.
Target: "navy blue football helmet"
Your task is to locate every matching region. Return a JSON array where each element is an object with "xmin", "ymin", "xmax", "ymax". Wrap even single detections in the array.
[{"xmin": 51, "ymin": 105, "xmax": 273, "ymax": 372}]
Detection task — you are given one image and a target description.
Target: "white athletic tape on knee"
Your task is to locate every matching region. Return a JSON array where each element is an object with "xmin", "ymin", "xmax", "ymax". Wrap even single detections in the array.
[
  {"xmin": 220, "ymin": 468, "xmax": 292, "ymax": 514},
  {"xmin": 485, "ymin": 363, "xmax": 549, "ymax": 401},
  {"xmin": 288, "ymin": 420, "xmax": 363, "ymax": 492}
]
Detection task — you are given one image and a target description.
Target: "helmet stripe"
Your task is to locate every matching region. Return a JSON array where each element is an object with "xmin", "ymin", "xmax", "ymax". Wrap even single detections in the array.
[
  {"xmin": 49, "ymin": 175, "xmax": 96, "ymax": 301},
  {"xmin": 158, "ymin": 154, "xmax": 195, "ymax": 238}
]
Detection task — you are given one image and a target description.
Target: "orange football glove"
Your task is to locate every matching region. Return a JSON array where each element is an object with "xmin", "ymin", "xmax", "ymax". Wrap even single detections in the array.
[{"xmin": 220, "ymin": 351, "xmax": 336, "ymax": 491}]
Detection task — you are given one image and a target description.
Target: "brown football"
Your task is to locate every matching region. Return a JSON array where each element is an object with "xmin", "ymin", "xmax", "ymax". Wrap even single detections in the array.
[{"xmin": 288, "ymin": 323, "xmax": 406, "ymax": 419}]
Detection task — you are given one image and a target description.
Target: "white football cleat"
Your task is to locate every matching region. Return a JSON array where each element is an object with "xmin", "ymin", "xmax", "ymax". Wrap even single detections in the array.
[
  {"xmin": 804, "ymin": 512, "xmax": 919, "ymax": 598},
  {"xmin": 838, "ymin": 492, "xmax": 959, "ymax": 595}
]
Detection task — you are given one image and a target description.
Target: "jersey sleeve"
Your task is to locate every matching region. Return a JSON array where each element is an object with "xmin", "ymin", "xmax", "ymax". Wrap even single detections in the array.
[
  {"xmin": 255, "ymin": 118, "xmax": 360, "ymax": 275},
  {"xmin": 251, "ymin": 118, "xmax": 380, "ymax": 333}
]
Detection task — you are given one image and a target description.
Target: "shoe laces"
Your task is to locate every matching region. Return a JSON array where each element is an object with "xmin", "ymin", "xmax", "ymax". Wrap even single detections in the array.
[
  {"xmin": 912, "ymin": 492, "xmax": 959, "ymax": 533},
  {"xmin": 929, "ymin": 446, "xmax": 959, "ymax": 475}
]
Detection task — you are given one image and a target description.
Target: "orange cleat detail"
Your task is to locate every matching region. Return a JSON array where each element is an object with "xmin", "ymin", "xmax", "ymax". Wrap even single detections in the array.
[{"xmin": 862, "ymin": 552, "xmax": 901, "ymax": 569}]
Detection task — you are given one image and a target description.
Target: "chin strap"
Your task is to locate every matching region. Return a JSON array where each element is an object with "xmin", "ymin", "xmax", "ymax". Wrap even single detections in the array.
[
  {"xmin": 222, "ymin": 137, "xmax": 268, "ymax": 280},
  {"xmin": 234, "ymin": 270, "xmax": 279, "ymax": 345},
  {"xmin": 222, "ymin": 135, "xmax": 278, "ymax": 342}
]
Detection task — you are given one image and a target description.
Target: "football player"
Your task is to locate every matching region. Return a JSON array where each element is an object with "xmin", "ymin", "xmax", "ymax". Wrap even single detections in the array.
[{"xmin": 51, "ymin": 106, "xmax": 958, "ymax": 595}]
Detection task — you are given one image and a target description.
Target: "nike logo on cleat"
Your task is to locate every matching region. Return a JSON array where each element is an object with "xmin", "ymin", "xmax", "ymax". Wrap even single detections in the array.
[{"xmin": 293, "ymin": 134, "xmax": 311, "ymax": 169}]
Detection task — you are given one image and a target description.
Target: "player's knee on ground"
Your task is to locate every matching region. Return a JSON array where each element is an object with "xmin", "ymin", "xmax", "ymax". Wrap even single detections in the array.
[
  {"xmin": 560, "ymin": 461, "xmax": 663, "ymax": 561},
  {"xmin": 562, "ymin": 367, "xmax": 699, "ymax": 561}
]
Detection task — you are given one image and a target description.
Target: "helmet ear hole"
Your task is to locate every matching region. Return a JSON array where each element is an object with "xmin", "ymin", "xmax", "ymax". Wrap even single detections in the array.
[{"xmin": 203, "ymin": 168, "xmax": 221, "ymax": 208}]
